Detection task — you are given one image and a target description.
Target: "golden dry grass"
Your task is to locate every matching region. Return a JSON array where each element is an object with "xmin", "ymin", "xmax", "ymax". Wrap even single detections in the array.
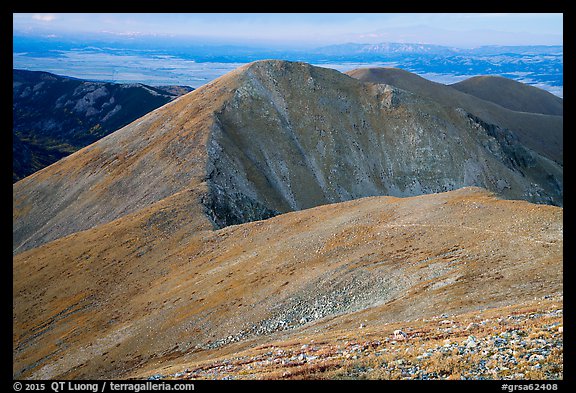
[{"xmin": 13, "ymin": 187, "xmax": 562, "ymax": 380}]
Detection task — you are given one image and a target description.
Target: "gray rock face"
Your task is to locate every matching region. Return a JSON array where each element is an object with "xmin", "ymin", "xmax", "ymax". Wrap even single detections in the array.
[
  {"xmin": 13, "ymin": 60, "xmax": 562, "ymax": 253},
  {"xmin": 346, "ymin": 67, "xmax": 563, "ymax": 166},
  {"xmin": 203, "ymin": 61, "xmax": 562, "ymax": 227}
]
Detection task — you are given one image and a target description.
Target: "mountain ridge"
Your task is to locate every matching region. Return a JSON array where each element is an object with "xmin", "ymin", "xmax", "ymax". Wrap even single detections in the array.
[
  {"xmin": 450, "ymin": 75, "xmax": 563, "ymax": 116},
  {"xmin": 13, "ymin": 186, "xmax": 562, "ymax": 379},
  {"xmin": 345, "ymin": 67, "xmax": 563, "ymax": 165},
  {"xmin": 13, "ymin": 60, "xmax": 562, "ymax": 255}
]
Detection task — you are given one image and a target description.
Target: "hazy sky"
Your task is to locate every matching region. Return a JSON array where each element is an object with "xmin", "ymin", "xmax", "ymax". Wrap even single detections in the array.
[{"xmin": 13, "ymin": 13, "xmax": 563, "ymax": 48}]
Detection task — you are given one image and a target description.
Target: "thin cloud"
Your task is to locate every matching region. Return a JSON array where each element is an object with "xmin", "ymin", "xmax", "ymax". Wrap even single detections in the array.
[{"xmin": 32, "ymin": 14, "xmax": 57, "ymax": 22}]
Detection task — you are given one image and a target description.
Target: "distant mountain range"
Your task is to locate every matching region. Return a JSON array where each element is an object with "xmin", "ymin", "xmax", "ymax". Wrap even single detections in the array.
[
  {"xmin": 314, "ymin": 42, "xmax": 563, "ymax": 56},
  {"xmin": 14, "ymin": 34, "xmax": 563, "ymax": 96},
  {"xmin": 14, "ymin": 33, "xmax": 562, "ymax": 58},
  {"xmin": 13, "ymin": 69, "xmax": 193, "ymax": 182}
]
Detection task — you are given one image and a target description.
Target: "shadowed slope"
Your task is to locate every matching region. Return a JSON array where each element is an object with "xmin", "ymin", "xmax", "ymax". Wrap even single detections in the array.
[{"xmin": 13, "ymin": 69, "xmax": 193, "ymax": 182}]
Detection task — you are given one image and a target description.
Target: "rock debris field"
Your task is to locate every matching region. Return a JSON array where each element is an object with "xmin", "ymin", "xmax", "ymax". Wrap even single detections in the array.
[{"xmin": 145, "ymin": 294, "xmax": 562, "ymax": 380}]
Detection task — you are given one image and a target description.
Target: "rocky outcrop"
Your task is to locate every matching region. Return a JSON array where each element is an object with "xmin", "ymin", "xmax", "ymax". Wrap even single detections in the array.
[
  {"xmin": 202, "ymin": 61, "xmax": 562, "ymax": 228},
  {"xmin": 346, "ymin": 67, "xmax": 563, "ymax": 166}
]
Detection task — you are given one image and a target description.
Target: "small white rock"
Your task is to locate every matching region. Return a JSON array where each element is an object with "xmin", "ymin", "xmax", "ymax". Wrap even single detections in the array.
[
  {"xmin": 393, "ymin": 329, "xmax": 408, "ymax": 340},
  {"xmin": 529, "ymin": 354, "xmax": 545, "ymax": 363}
]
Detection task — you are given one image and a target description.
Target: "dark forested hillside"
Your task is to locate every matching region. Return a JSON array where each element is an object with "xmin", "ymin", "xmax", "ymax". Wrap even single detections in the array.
[{"xmin": 13, "ymin": 69, "xmax": 193, "ymax": 182}]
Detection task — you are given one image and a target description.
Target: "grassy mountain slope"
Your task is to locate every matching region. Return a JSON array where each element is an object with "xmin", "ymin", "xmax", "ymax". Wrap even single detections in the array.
[
  {"xmin": 13, "ymin": 61, "xmax": 563, "ymax": 380},
  {"xmin": 13, "ymin": 187, "xmax": 562, "ymax": 379},
  {"xmin": 13, "ymin": 61, "xmax": 562, "ymax": 255},
  {"xmin": 450, "ymin": 75, "xmax": 563, "ymax": 116}
]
